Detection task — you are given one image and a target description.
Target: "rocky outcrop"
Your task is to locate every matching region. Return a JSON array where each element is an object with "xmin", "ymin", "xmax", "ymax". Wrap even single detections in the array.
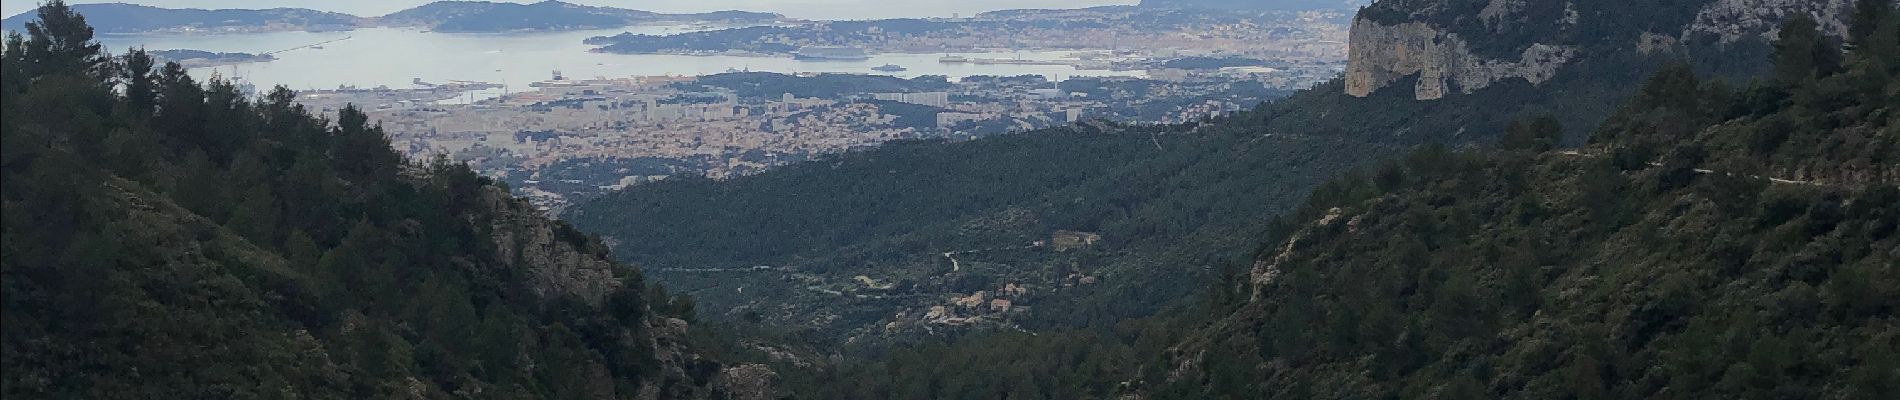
[
  {"xmin": 1343, "ymin": 18, "xmax": 1575, "ymax": 100},
  {"xmin": 1637, "ymin": 32, "xmax": 1682, "ymax": 55},
  {"xmin": 636, "ymin": 315, "xmax": 769, "ymax": 400},
  {"xmin": 1682, "ymin": 0, "xmax": 1856, "ymax": 44},
  {"xmin": 471, "ymin": 185, "xmax": 757, "ymax": 399},
  {"xmin": 1479, "ymin": 0, "xmax": 1528, "ymax": 28},
  {"xmin": 1051, "ymin": 230, "xmax": 1102, "ymax": 251},
  {"xmin": 711, "ymin": 364, "xmax": 778, "ymax": 400},
  {"xmin": 1251, "ymin": 207, "xmax": 1339, "ymax": 298},
  {"xmin": 1344, "ymin": 0, "xmax": 1880, "ymax": 101},
  {"xmin": 481, "ymin": 187, "xmax": 621, "ymax": 303}
]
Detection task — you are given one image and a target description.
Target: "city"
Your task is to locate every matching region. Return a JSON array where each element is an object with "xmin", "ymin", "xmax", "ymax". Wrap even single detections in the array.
[{"xmin": 303, "ymin": 57, "xmax": 1347, "ymax": 211}]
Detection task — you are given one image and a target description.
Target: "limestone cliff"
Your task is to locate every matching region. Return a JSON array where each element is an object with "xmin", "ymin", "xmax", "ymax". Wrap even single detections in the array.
[
  {"xmin": 710, "ymin": 364, "xmax": 779, "ymax": 400},
  {"xmin": 1343, "ymin": 0, "xmax": 1880, "ymax": 100},
  {"xmin": 1343, "ymin": 18, "xmax": 1575, "ymax": 100},
  {"xmin": 1682, "ymin": 0, "xmax": 1856, "ymax": 44},
  {"xmin": 481, "ymin": 186, "xmax": 622, "ymax": 303},
  {"xmin": 477, "ymin": 185, "xmax": 779, "ymax": 399}
]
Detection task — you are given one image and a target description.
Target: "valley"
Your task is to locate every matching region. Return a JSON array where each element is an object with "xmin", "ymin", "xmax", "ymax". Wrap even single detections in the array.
[{"xmin": 2, "ymin": 0, "xmax": 1896, "ymax": 399}]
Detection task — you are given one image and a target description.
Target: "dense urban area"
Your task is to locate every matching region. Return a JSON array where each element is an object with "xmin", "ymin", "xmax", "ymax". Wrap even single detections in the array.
[{"xmin": 284, "ymin": 7, "xmax": 1355, "ymax": 211}]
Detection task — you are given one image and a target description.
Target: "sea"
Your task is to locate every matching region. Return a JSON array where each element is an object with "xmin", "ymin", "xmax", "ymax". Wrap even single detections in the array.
[{"xmin": 93, "ymin": 25, "xmax": 1146, "ymax": 97}]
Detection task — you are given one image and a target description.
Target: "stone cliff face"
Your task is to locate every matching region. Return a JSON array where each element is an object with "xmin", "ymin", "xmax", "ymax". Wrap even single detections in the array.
[
  {"xmin": 1682, "ymin": 0, "xmax": 1856, "ymax": 44},
  {"xmin": 478, "ymin": 187, "xmax": 774, "ymax": 399},
  {"xmin": 1343, "ymin": 0, "xmax": 1880, "ymax": 100},
  {"xmin": 481, "ymin": 186, "xmax": 622, "ymax": 303},
  {"xmin": 1343, "ymin": 18, "xmax": 1575, "ymax": 100},
  {"xmin": 711, "ymin": 364, "xmax": 779, "ymax": 400}
]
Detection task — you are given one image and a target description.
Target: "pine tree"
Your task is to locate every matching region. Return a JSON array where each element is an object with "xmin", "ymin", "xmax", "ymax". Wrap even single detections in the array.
[
  {"xmin": 155, "ymin": 62, "xmax": 205, "ymax": 147},
  {"xmin": 121, "ymin": 48, "xmax": 156, "ymax": 113},
  {"xmin": 1499, "ymin": 114, "xmax": 1563, "ymax": 152},
  {"xmin": 20, "ymin": 0, "xmax": 107, "ymax": 81},
  {"xmin": 1, "ymin": 32, "xmax": 27, "ymax": 95},
  {"xmin": 1848, "ymin": 0, "xmax": 1900, "ymax": 72},
  {"xmin": 330, "ymin": 105, "xmax": 401, "ymax": 181},
  {"xmin": 201, "ymin": 76, "xmax": 254, "ymax": 163},
  {"xmin": 228, "ymin": 184, "xmax": 280, "ymax": 244},
  {"xmin": 1772, "ymin": 15, "xmax": 1843, "ymax": 84},
  {"xmin": 1849, "ymin": 0, "xmax": 1895, "ymax": 49}
]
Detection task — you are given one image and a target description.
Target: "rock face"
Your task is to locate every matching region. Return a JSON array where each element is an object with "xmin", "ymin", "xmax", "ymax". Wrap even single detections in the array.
[
  {"xmin": 473, "ymin": 187, "xmax": 765, "ymax": 399},
  {"xmin": 711, "ymin": 364, "xmax": 778, "ymax": 400},
  {"xmin": 1249, "ymin": 207, "xmax": 1347, "ymax": 300},
  {"xmin": 1682, "ymin": 0, "xmax": 1856, "ymax": 44},
  {"xmin": 1342, "ymin": 0, "xmax": 1882, "ymax": 100},
  {"xmin": 481, "ymin": 187, "xmax": 621, "ymax": 303},
  {"xmin": 1343, "ymin": 18, "xmax": 1575, "ymax": 100},
  {"xmin": 1636, "ymin": 32, "xmax": 1681, "ymax": 55}
]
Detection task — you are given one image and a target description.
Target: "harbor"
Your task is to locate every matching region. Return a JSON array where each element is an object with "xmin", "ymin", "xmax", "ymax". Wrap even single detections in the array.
[{"xmin": 96, "ymin": 27, "xmax": 1149, "ymax": 99}]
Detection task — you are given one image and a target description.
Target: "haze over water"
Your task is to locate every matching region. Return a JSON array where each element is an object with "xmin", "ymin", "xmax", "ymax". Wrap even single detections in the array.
[
  {"xmin": 4, "ymin": 1, "xmax": 1138, "ymax": 22},
  {"xmin": 93, "ymin": 26, "xmax": 1146, "ymax": 95}
]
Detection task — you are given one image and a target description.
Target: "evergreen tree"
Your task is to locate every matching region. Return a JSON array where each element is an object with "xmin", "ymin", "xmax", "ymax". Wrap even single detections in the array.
[
  {"xmin": 3, "ymin": 3, "xmax": 687, "ymax": 398},
  {"xmin": 330, "ymin": 105, "xmax": 401, "ymax": 181},
  {"xmin": 1849, "ymin": 0, "xmax": 1895, "ymax": 49},
  {"xmin": 1499, "ymin": 114, "xmax": 1563, "ymax": 152},
  {"xmin": 154, "ymin": 61, "xmax": 205, "ymax": 147},
  {"xmin": 1772, "ymin": 15, "xmax": 1843, "ymax": 84},
  {"xmin": 200, "ymin": 77, "xmax": 253, "ymax": 163},
  {"xmin": 1848, "ymin": 0, "xmax": 1900, "ymax": 73},
  {"xmin": 120, "ymin": 48, "xmax": 156, "ymax": 113},
  {"xmin": 20, "ymin": 0, "xmax": 107, "ymax": 81},
  {"xmin": 1, "ymin": 32, "xmax": 27, "ymax": 95}
]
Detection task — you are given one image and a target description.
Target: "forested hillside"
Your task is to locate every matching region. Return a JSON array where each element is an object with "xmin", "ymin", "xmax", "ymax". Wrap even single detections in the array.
[
  {"xmin": 6, "ymin": 0, "xmax": 1890, "ymax": 398},
  {"xmin": 1, "ymin": 3, "xmax": 745, "ymax": 398},
  {"xmin": 1162, "ymin": 11, "xmax": 1898, "ymax": 398},
  {"xmin": 0, "ymin": 3, "xmax": 362, "ymax": 34},
  {"xmin": 779, "ymin": 5, "xmax": 1899, "ymax": 399},
  {"xmin": 570, "ymin": 121, "xmax": 1398, "ymax": 340},
  {"xmin": 566, "ymin": 0, "xmax": 1828, "ymax": 343}
]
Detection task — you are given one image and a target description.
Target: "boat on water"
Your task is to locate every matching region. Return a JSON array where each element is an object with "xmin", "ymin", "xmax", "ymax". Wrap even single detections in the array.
[
  {"xmin": 793, "ymin": 46, "xmax": 870, "ymax": 61},
  {"xmin": 872, "ymin": 64, "xmax": 907, "ymax": 72},
  {"xmin": 938, "ymin": 55, "xmax": 969, "ymax": 63}
]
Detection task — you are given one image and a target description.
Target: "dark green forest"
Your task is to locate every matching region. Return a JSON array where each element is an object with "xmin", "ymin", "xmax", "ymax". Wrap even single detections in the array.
[
  {"xmin": 775, "ymin": 8, "xmax": 1900, "ymax": 399},
  {"xmin": 5, "ymin": 0, "xmax": 1898, "ymax": 399},
  {"xmin": 1160, "ymin": 14, "xmax": 1899, "ymax": 397},
  {"xmin": 567, "ymin": 117, "xmax": 1399, "ymax": 339},
  {"xmin": 566, "ymin": 0, "xmax": 1760, "ymax": 353},
  {"xmin": 1, "ymin": 2, "xmax": 716, "ymax": 398}
]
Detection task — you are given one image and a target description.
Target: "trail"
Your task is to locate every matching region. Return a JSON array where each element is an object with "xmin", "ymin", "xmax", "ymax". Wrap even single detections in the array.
[
  {"xmin": 1554, "ymin": 149, "xmax": 1831, "ymax": 187},
  {"xmin": 939, "ymin": 243, "xmax": 1042, "ymax": 274},
  {"xmin": 651, "ymin": 265, "xmax": 777, "ymax": 273}
]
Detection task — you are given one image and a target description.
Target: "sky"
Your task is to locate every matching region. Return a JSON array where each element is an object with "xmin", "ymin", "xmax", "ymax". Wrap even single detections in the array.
[{"xmin": 2, "ymin": 1, "xmax": 1140, "ymax": 20}]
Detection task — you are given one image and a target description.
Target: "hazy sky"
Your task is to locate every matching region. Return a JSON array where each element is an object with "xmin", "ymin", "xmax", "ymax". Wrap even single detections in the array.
[{"xmin": 2, "ymin": 1, "xmax": 1139, "ymax": 20}]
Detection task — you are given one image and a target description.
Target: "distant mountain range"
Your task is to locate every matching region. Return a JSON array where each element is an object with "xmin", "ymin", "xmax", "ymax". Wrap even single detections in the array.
[
  {"xmin": 0, "ymin": 1, "xmax": 781, "ymax": 34},
  {"xmin": 1139, "ymin": 0, "xmax": 1371, "ymax": 10},
  {"xmin": 0, "ymin": 3, "xmax": 361, "ymax": 34},
  {"xmin": 379, "ymin": 1, "xmax": 779, "ymax": 33}
]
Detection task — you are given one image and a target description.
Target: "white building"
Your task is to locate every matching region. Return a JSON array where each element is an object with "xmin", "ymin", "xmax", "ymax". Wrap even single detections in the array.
[{"xmin": 872, "ymin": 92, "xmax": 951, "ymax": 108}]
